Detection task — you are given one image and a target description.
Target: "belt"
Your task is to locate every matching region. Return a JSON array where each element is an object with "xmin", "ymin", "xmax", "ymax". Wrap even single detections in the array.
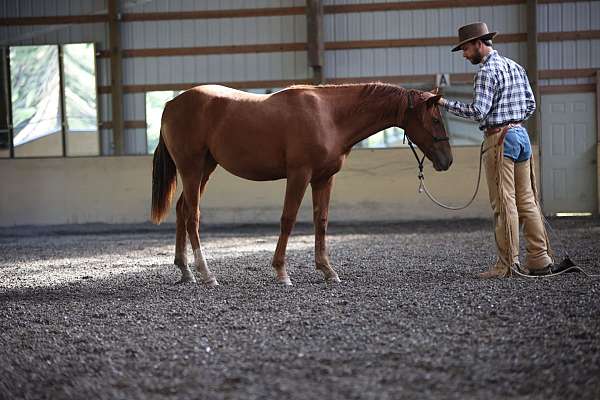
[{"xmin": 484, "ymin": 123, "xmax": 521, "ymax": 137}]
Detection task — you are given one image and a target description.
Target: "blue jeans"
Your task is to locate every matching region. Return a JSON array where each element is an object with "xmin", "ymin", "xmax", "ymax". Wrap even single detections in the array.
[{"xmin": 503, "ymin": 126, "xmax": 531, "ymax": 162}]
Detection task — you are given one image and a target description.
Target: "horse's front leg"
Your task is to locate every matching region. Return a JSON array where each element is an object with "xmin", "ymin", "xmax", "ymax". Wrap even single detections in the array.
[
  {"xmin": 311, "ymin": 177, "xmax": 340, "ymax": 283},
  {"xmin": 272, "ymin": 171, "xmax": 311, "ymax": 285}
]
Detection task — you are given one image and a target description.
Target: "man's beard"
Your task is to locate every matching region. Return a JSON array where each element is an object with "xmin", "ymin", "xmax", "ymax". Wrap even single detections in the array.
[{"xmin": 470, "ymin": 50, "xmax": 483, "ymax": 64}]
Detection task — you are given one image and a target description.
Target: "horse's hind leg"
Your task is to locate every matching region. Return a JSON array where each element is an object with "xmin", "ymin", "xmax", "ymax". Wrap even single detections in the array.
[
  {"xmin": 181, "ymin": 154, "xmax": 219, "ymax": 286},
  {"xmin": 311, "ymin": 177, "xmax": 340, "ymax": 283},
  {"xmin": 174, "ymin": 193, "xmax": 195, "ymax": 283},
  {"xmin": 272, "ymin": 170, "xmax": 311, "ymax": 285}
]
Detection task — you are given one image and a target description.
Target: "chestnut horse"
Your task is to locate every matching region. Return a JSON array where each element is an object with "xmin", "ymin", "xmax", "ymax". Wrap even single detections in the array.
[{"xmin": 151, "ymin": 83, "xmax": 452, "ymax": 286}]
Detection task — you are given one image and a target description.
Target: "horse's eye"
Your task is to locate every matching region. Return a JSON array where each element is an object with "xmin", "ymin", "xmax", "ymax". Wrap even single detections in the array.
[{"xmin": 432, "ymin": 117, "xmax": 440, "ymax": 124}]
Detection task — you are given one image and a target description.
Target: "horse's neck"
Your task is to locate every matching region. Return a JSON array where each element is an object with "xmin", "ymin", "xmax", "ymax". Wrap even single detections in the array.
[{"xmin": 329, "ymin": 84, "xmax": 408, "ymax": 149}]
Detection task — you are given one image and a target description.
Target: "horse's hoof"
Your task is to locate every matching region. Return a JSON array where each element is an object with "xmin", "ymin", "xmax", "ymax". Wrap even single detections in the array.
[
  {"xmin": 176, "ymin": 276, "xmax": 197, "ymax": 284},
  {"xmin": 202, "ymin": 278, "xmax": 219, "ymax": 287},
  {"xmin": 326, "ymin": 275, "xmax": 341, "ymax": 284},
  {"xmin": 276, "ymin": 276, "xmax": 293, "ymax": 286}
]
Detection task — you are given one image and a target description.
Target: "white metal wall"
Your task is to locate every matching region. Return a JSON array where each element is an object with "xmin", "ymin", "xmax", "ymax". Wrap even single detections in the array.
[
  {"xmin": 324, "ymin": 4, "xmax": 528, "ymax": 78},
  {"xmin": 1, "ymin": 0, "xmax": 599, "ymax": 155},
  {"xmin": 0, "ymin": 0, "xmax": 108, "ymax": 46},
  {"xmin": 538, "ymin": 1, "xmax": 600, "ymax": 86},
  {"xmin": 116, "ymin": 0, "xmax": 309, "ymax": 153}
]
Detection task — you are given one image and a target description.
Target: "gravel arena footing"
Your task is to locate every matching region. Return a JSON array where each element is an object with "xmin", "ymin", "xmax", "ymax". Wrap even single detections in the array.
[{"xmin": 0, "ymin": 217, "xmax": 599, "ymax": 400}]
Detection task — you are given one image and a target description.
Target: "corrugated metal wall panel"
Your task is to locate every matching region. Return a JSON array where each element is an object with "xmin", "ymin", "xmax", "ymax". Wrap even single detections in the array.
[
  {"xmin": 122, "ymin": 15, "xmax": 303, "ymax": 49},
  {"xmin": 323, "ymin": 4, "xmax": 527, "ymax": 77},
  {"xmin": 124, "ymin": 128, "xmax": 146, "ymax": 155},
  {"xmin": 100, "ymin": 129, "xmax": 113, "ymax": 155},
  {"xmin": 1, "ymin": 0, "xmax": 597, "ymax": 156},
  {"xmin": 0, "ymin": 0, "xmax": 106, "ymax": 18},
  {"xmin": 1, "ymin": 24, "xmax": 106, "ymax": 47},
  {"xmin": 537, "ymin": 1, "xmax": 600, "ymax": 86},
  {"xmin": 127, "ymin": 0, "xmax": 297, "ymax": 13},
  {"xmin": 593, "ymin": 2, "xmax": 600, "ymax": 29},
  {"xmin": 324, "ymin": 0, "xmax": 428, "ymax": 4},
  {"xmin": 100, "ymin": 94, "xmax": 111, "ymax": 121},
  {"xmin": 118, "ymin": 52, "xmax": 310, "ymax": 85},
  {"xmin": 541, "ymin": 0, "xmax": 600, "ymax": 31},
  {"xmin": 97, "ymin": 58, "xmax": 111, "ymax": 87},
  {"xmin": 414, "ymin": 5, "xmax": 523, "ymax": 38}
]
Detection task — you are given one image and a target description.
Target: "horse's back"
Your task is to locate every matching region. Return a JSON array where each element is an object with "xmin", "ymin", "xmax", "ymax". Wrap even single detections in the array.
[
  {"xmin": 161, "ymin": 84, "xmax": 340, "ymax": 181},
  {"xmin": 191, "ymin": 84, "xmax": 263, "ymax": 101}
]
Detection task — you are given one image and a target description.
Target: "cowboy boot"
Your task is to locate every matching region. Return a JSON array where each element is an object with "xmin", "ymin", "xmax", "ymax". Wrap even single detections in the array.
[{"xmin": 478, "ymin": 261, "xmax": 512, "ymax": 279}]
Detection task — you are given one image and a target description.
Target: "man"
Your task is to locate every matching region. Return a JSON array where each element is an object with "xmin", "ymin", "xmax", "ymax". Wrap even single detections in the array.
[{"xmin": 436, "ymin": 22, "xmax": 553, "ymax": 278}]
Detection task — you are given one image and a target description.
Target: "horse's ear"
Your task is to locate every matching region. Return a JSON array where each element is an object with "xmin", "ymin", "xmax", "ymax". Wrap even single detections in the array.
[
  {"xmin": 431, "ymin": 87, "xmax": 439, "ymax": 95},
  {"xmin": 426, "ymin": 95, "xmax": 442, "ymax": 107}
]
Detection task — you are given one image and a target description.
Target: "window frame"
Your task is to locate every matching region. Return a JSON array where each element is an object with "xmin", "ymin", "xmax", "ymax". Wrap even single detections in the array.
[{"xmin": 0, "ymin": 42, "xmax": 101, "ymax": 159}]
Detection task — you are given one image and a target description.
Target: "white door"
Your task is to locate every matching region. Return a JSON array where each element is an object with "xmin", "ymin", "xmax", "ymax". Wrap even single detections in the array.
[{"xmin": 540, "ymin": 93, "xmax": 597, "ymax": 214}]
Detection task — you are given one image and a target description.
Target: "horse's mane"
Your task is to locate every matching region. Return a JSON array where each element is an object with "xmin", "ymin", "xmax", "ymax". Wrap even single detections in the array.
[
  {"xmin": 352, "ymin": 83, "xmax": 408, "ymax": 121},
  {"xmin": 286, "ymin": 82, "xmax": 409, "ymax": 121}
]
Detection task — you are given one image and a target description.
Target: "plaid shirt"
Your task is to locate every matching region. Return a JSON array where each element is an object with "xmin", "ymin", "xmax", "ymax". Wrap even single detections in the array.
[{"xmin": 442, "ymin": 50, "xmax": 536, "ymax": 131}]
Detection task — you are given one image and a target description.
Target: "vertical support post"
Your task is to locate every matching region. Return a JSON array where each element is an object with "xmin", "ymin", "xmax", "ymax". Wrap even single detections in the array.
[
  {"xmin": 526, "ymin": 0, "xmax": 539, "ymax": 145},
  {"xmin": 108, "ymin": 0, "xmax": 124, "ymax": 155},
  {"xmin": 596, "ymin": 70, "xmax": 600, "ymax": 144},
  {"xmin": 93, "ymin": 44, "xmax": 103, "ymax": 156},
  {"xmin": 306, "ymin": 0, "xmax": 325, "ymax": 85},
  {"xmin": 58, "ymin": 46, "xmax": 67, "ymax": 157},
  {"xmin": 526, "ymin": 0, "xmax": 543, "ymax": 208},
  {"xmin": 0, "ymin": 47, "xmax": 13, "ymax": 158},
  {"xmin": 596, "ymin": 70, "xmax": 600, "ymax": 215}
]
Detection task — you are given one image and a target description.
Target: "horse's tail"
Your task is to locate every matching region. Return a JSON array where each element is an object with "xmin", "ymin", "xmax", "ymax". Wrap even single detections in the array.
[{"xmin": 151, "ymin": 130, "xmax": 177, "ymax": 224}]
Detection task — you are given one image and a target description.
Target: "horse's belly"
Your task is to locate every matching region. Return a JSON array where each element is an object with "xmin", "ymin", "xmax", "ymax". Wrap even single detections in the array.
[
  {"xmin": 209, "ymin": 129, "xmax": 287, "ymax": 181},
  {"xmin": 215, "ymin": 156, "xmax": 287, "ymax": 181}
]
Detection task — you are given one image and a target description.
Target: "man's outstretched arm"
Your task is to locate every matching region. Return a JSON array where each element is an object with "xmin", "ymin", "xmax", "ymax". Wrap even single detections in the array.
[{"xmin": 438, "ymin": 70, "xmax": 496, "ymax": 123}]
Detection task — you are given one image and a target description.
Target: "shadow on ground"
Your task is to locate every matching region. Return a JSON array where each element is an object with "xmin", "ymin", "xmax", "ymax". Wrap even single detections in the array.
[{"xmin": 1, "ymin": 217, "xmax": 599, "ymax": 399}]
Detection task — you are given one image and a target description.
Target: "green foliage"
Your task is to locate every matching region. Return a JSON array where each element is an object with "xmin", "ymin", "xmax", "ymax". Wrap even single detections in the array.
[
  {"xmin": 9, "ymin": 43, "xmax": 98, "ymax": 150},
  {"xmin": 63, "ymin": 43, "xmax": 98, "ymax": 131},
  {"xmin": 10, "ymin": 45, "xmax": 61, "ymax": 136},
  {"xmin": 146, "ymin": 91, "xmax": 181, "ymax": 154}
]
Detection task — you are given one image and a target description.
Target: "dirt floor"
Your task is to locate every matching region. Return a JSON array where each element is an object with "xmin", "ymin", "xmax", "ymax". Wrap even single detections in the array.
[{"xmin": 0, "ymin": 217, "xmax": 599, "ymax": 400}]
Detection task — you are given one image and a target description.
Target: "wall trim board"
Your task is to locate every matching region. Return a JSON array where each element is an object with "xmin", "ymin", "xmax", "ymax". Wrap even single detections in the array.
[
  {"xmin": 97, "ymin": 43, "xmax": 307, "ymax": 58},
  {"xmin": 0, "ymin": 14, "xmax": 107, "ymax": 26},
  {"xmin": 97, "ymin": 68, "xmax": 598, "ymax": 94},
  {"xmin": 539, "ymin": 84, "xmax": 596, "ymax": 94},
  {"xmin": 1, "ymin": 0, "xmax": 590, "ymax": 26},
  {"xmin": 95, "ymin": 30, "xmax": 600, "ymax": 59},
  {"xmin": 539, "ymin": 68, "xmax": 597, "ymax": 79}
]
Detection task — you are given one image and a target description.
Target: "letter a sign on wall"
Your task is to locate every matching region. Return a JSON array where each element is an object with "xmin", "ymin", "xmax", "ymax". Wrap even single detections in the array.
[{"xmin": 436, "ymin": 73, "xmax": 450, "ymax": 87}]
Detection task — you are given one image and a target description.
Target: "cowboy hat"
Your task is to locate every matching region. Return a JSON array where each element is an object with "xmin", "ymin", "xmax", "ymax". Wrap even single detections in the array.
[{"xmin": 451, "ymin": 22, "xmax": 497, "ymax": 52}]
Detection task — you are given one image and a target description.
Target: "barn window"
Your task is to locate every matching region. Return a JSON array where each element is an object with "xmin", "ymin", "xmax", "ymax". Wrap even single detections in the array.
[
  {"xmin": 4, "ymin": 43, "xmax": 99, "ymax": 158},
  {"xmin": 145, "ymin": 90, "xmax": 182, "ymax": 154},
  {"xmin": 355, "ymin": 127, "xmax": 407, "ymax": 148},
  {"xmin": 10, "ymin": 45, "xmax": 63, "ymax": 157},
  {"xmin": 62, "ymin": 43, "xmax": 100, "ymax": 156}
]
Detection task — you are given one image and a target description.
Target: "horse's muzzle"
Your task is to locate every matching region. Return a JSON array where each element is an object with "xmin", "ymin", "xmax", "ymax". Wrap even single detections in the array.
[{"xmin": 432, "ymin": 151, "xmax": 453, "ymax": 171}]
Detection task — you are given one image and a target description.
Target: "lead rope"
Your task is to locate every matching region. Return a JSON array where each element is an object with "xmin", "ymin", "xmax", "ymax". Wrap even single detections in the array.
[
  {"xmin": 405, "ymin": 136, "xmax": 485, "ymax": 211},
  {"xmin": 510, "ymin": 263, "xmax": 600, "ymax": 278},
  {"xmin": 405, "ymin": 133, "xmax": 600, "ymax": 279}
]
